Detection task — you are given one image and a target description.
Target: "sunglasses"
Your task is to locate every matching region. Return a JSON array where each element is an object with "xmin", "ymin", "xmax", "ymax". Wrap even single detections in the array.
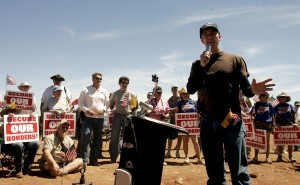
[
  {"xmin": 94, "ymin": 77, "xmax": 102, "ymax": 80},
  {"xmin": 61, "ymin": 126, "xmax": 70, "ymax": 130},
  {"xmin": 22, "ymin": 86, "xmax": 30, "ymax": 88},
  {"xmin": 121, "ymin": 82, "xmax": 129, "ymax": 85}
]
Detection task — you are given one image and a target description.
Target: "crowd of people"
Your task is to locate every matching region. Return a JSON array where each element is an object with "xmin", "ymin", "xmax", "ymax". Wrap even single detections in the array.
[{"xmin": 0, "ymin": 22, "xmax": 299, "ymax": 185}]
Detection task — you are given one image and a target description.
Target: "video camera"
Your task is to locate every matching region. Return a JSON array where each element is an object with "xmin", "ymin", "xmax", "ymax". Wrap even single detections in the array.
[{"xmin": 152, "ymin": 74, "xmax": 159, "ymax": 83}]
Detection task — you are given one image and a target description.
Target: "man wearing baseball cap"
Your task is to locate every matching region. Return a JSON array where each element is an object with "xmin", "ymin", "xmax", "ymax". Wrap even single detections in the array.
[
  {"xmin": 187, "ymin": 22, "xmax": 275, "ymax": 184},
  {"xmin": 39, "ymin": 119, "xmax": 83, "ymax": 177},
  {"xmin": 40, "ymin": 74, "xmax": 72, "ymax": 113}
]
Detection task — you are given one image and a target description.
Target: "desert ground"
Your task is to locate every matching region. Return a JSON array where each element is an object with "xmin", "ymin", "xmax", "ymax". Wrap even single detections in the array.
[{"xmin": 1, "ymin": 137, "xmax": 300, "ymax": 185}]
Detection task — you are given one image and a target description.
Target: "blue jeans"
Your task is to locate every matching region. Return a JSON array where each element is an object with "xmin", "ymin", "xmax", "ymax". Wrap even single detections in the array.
[
  {"xmin": 109, "ymin": 114, "xmax": 127, "ymax": 160},
  {"xmin": 200, "ymin": 116, "xmax": 251, "ymax": 185},
  {"xmin": 80, "ymin": 117, "xmax": 103, "ymax": 163},
  {"xmin": 12, "ymin": 141, "xmax": 40, "ymax": 170}
]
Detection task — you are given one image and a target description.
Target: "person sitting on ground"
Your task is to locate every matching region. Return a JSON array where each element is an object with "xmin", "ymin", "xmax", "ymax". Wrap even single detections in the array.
[
  {"xmin": 1, "ymin": 104, "xmax": 40, "ymax": 178},
  {"xmin": 39, "ymin": 119, "xmax": 83, "ymax": 177}
]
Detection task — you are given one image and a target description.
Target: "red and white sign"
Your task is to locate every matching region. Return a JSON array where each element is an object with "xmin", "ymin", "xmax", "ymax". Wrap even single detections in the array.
[
  {"xmin": 246, "ymin": 129, "xmax": 267, "ymax": 151},
  {"xmin": 43, "ymin": 112, "xmax": 76, "ymax": 137},
  {"xmin": 3, "ymin": 115, "xmax": 39, "ymax": 144},
  {"xmin": 273, "ymin": 126, "xmax": 300, "ymax": 146},
  {"xmin": 243, "ymin": 116, "xmax": 254, "ymax": 139},
  {"xmin": 5, "ymin": 90, "xmax": 34, "ymax": 111},
  {"xmin": 175, "ymin": 113, "xmax": 199, "ymax": 135}
]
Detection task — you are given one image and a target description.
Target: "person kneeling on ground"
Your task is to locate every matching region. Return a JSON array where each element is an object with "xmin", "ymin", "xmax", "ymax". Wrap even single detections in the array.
[{"xmin": 39, "ymin": 119, "xmax": 83, "ymax": 177}]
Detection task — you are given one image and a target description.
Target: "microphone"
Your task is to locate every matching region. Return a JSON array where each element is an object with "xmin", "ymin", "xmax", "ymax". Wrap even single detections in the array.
[{"xmin": 205, "ymin": 44, "xmax": 211, "ymax": 52}]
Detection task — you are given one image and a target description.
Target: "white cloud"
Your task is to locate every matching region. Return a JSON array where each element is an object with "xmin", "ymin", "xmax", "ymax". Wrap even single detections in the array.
[
  {"xmin": 84, "ymin": 32, "xmax": 119, "ymax": 40},
  {"xmin": 59, "ymin": 27, "xmax": 76, "ymax": 36}
]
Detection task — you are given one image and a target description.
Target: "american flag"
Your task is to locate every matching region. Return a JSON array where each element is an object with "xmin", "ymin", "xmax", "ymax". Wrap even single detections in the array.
[
  {"xmin": 121, "ymin": 93, "xmax": 129, "ymax": 106},
  {"xmin": 252, "ymin": 94, "xmax": 260, "ymax": 102},
  {"xmin": 65, "ymin": 145, "xmax": 77, "ymax": 162},
  {"xmin": 6, "ymin": 75, "xmax": 16, "ymax": 85},
  {"xmin": 269, "ymin": 96, "xmax": 279, "ymax": 107},
  {"xmin": 232, "ymin": 113, "xmax": 241, "ymax": 126}
]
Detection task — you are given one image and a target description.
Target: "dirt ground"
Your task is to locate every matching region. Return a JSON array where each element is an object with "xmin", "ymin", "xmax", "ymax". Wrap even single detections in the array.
[{"xmin": 1, "ymin": 137, "xmax": 300, "ymax": 185}]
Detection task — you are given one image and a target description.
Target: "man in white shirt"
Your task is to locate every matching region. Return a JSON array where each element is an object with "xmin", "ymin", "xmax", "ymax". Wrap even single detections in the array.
[{"xmin": 78, "ymin": 72, "xmax": 110, "ymax": 166}]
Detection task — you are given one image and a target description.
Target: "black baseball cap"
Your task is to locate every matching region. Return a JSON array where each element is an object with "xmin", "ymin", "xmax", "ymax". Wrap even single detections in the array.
[
  {"xmin": 153, "ymin": 86, "xmax": 162, "ymax": 93},
  {"xmin": 199, "ymin": 22, "xmax": 220, "ymax": 38}
]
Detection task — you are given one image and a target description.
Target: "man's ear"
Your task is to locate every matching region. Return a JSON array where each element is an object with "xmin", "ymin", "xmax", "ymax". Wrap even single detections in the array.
[{"xmin": 200, "ymin": 38, "xmax": 204, "ymax": 44}]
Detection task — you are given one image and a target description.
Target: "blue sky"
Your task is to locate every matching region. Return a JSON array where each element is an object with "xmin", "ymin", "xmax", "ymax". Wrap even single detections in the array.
[{"xmin": 1, "ymin": 0, "xmax": 300, "ymax": 114}]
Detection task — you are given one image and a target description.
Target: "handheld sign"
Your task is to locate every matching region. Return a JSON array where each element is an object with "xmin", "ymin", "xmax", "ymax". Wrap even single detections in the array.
[
  {"xmin": 6, "ymin": 90, "xmax": 34, "ymax": 111},
  {"xmin": 4, "ymin": 115, "xmax": 39, "ymax": 144},
  {"xmin": 43, "ymin": 112, "xmax": 76, "ymax": 137},
  {"xmin": 175, "ymin": 112, "xmax": 200, "ymax": 135}
]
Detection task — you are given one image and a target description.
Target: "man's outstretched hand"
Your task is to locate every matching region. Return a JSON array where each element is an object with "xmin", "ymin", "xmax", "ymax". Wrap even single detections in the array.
[{"xmin": 251, "ymin": 78, "xmax": 275, "ymax": 95}]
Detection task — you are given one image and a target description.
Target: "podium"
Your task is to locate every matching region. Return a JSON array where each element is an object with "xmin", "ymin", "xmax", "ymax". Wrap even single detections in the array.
[{"xmin": 118, "ymin": 116, "xmax": 188, "ymax": 185}]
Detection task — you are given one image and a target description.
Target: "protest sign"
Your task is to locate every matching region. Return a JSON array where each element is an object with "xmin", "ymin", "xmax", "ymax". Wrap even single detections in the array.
[
  {"xmin": 43, "ymin": 112, "xmax": 76, "ymax": 137},
  {"xmin": 243, "ymin": 116, "xmax": 255, "ymax": 139},
  {"xmin": 5, "ymin": 90, "xmax": 33, "ymax": 111},
  {"xmin": 273, "ymin": 126, "xmax": 300, "ymax": 146},
  {"xmin": 246, "ymin": 129, "xmax": 267, "ymax": 151},
  {"xmin": 175, "ymin": 112, "xmax": 199, "ymax": 135},
  {"xmin": 3, "ymin": 114, "xmax": 39, "ymax": 144}
]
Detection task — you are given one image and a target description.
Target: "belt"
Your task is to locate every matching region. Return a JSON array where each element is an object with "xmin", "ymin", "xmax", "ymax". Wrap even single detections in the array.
[{"xmin": 114, "ymin": 112, "xmax": 128, "ymax": 116}]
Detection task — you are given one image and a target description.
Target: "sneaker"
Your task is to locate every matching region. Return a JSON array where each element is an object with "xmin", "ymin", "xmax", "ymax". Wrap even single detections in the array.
[
  {"xmin": 251, "ymin": 157, "xmax": 258, "ymax": 163},
  {"xmin": 289, "ymin": 156, "xmax": 296, "ymax": 163},
  {"xmin": 163, "ymin": 162, "xmax": 167, "ymax": 166},
  {"xmin": 184, "ymin": 158, "xmax": 190, "ymax": 164},
  {"xmin": 165, "ymin": 153, "xmax": 172, "ymax": 158},
  {"xmin": 191, "ymin": 154, "xmax": 197, "ymax": 159},
  {"xmin": 276, "ymin": 156, "xmax": 284, "ymax": 162},
  {"xmin": 176, "ymin": 151, "xmax": 181, "ymax": 158},
  {"xmin": 265, "ymin": 158, "xmax": 272, "ymax": 164},
  {"xmin": 15, "ymin": 170, "xmax": 24, "ymax": 178},
  {"xmin": 197, "ymin": 158, "xmax": 205, "ymax": 165}
]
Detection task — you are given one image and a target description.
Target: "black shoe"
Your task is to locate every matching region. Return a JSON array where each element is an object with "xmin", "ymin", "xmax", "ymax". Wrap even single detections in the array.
[
  {"xmin": 22, "ymin": 167, "xmax": 31, "ymax": 175},
  {"xmin": 89, "ymin": 161, "xmax": 100, "ymax": 166},
  {"xmin": 98, "ymin": 153, "xmax": 104, "ymax": 159}
]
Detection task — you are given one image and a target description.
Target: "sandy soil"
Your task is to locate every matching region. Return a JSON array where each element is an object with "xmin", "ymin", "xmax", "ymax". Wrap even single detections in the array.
[{"xmin": 1, "ymin": 138, "xmax": 300, "ymax": 185}]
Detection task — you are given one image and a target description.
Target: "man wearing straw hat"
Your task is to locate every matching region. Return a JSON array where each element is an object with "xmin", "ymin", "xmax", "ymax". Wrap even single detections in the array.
[
  {"xmin": 274, "ymin": 92, "xmax": 298, "ymax": 162},
  {"xmin": 1, "ymin": 104, "xmax": 40, "ymax": 178}
]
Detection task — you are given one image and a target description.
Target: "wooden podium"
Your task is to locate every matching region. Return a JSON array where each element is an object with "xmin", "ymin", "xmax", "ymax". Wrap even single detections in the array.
[{"xmin": 118, "ymin": 116, "xmax": 188, "ymax": 185}]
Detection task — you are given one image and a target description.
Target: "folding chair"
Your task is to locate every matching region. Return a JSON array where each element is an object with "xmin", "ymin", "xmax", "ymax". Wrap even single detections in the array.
[
  {"xmin": 0, "ymin": 143, "xmax": 15, "ymax": 176},
  {"xmin": 114, "ymin": 168, "xmax": 132, "ymax": 185}
]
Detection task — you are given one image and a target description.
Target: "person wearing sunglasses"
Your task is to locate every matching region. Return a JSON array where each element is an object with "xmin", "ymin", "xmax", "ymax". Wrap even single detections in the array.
[
  {"xmin": 39, "ymin": 119, "xmax": 83, "ymax": 177},
  {"xmin": 108, "ymin": 76, "xmax": 137, "ymax": 163},
  {"xmin": 78, "ymin": 72, "xmax": 110, "ymax": 166}
]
